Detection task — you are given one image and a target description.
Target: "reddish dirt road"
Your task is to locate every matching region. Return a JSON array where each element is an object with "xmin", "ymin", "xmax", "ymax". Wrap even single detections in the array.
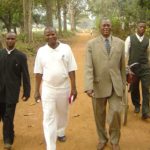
[{"xmin": 0, "ymin": 33, "xmax": 150, "ymax": 150}]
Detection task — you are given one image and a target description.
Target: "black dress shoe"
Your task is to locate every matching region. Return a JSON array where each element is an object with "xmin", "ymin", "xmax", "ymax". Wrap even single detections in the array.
[
  {"xmin": 142, "ymin": 114, "xmax": 150, "ymax": 120},
  {"xmin": 134, "ymin": 107, "xmax": 140, "ymax": 113},
  {"xmin": 57, "ymin": 136, "xmax": 66, "ymax": 142}
]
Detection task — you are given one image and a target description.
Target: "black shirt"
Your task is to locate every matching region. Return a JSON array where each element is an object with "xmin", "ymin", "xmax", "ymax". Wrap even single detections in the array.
[{"xmin": 0, "ymin": 48, "xmax": 30, "ymax": 104}]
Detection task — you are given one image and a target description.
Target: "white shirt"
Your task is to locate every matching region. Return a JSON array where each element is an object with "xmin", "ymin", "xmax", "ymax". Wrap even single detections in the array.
[{"xmin": 34, "ymin": 42, "xmax": 77, "ymax": 88}]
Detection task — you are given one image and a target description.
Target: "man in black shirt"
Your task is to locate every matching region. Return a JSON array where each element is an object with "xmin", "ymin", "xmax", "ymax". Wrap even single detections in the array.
[{"xmin": 0, "ymin": 32, "xmax": 31, "ymax": 150}]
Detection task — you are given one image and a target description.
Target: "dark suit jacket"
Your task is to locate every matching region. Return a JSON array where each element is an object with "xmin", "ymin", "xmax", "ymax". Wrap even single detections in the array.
[{"xmin": 0, "ymin": 48, "xmax": 30, "ymax": 104}]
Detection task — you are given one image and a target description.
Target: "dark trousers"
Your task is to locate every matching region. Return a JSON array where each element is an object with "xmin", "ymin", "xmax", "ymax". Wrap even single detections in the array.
[
  {"xmin": 0, "ymin": 103, "xmax": 16, "ymax": 144},
  {"xmin": 130, "ymin": 67, "xmax": 150, "ymax": 115}
]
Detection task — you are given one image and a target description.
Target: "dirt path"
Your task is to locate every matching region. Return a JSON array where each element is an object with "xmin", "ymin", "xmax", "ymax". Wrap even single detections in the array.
[{"xmin": 0, "ymin": 33, "xmax": 150, "ymax": 150}]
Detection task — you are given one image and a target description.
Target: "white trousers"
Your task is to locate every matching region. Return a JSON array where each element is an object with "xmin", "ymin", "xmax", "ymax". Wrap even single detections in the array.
[{"xmin": 41, "ymin": 82, "xmax": 69, "ymax": 150}]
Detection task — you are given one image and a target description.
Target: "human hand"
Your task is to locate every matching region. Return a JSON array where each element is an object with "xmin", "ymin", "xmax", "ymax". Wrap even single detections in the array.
[
  {"xmin": 86, "ymin": 90, "xmax": 94, "ymax": 97},
  {"xmin": 70, "ymin": 88, "xmax": 77, "ymax": 102},
  {"xmin": 34, "ymin": 91, "xmax": 41, "ymax": 103}
]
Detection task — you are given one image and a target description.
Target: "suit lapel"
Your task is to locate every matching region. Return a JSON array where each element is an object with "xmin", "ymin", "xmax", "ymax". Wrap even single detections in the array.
[{"xmin": 109, "ymin": 36, "xmax": 115, "ymax": 57}]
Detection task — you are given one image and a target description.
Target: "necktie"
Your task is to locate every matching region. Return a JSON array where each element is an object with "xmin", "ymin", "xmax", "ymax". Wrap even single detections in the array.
[{"xmin": 105, "ymin": 38, "xmax": 111, "ymax": 54}]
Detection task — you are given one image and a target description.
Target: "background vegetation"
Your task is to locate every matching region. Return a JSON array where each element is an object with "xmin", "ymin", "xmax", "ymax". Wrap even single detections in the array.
[{"xmin": 0, "ymin": 0, "xmax": 150, "ymax": 54}]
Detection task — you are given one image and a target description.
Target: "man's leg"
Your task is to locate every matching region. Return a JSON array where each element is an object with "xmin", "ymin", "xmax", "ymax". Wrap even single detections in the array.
[
  {"xmin": 108, "ymin": 91, "xmax": 122, "ymax": 145},
  {"xmin": 92, "ymin": 97, "xmax": 108, "ymax": 144},
  {"xmin": 141, "ymin": 74, "xmax": 150, "ymax": 118},
  {"xmin": 41, "ymin": 83, "xmax": 57, "ymax": 150},
  {"xmin": 130, "ymin": 79, "xmax": 141, "ymax": 112},
  {"xmin": 3, "ymin": 103, "xmax": 16, "ymax": 145},
  {"xmin": 56, "ymin": 88, "xmax": 69, "ymax": 141},
  {"xmin": 0, "ymin": 103, "xmax": 5, "ymax": 122},
  {"xmin": 42, "ymin": 101, "xmax": 57, "ymax": 150}
]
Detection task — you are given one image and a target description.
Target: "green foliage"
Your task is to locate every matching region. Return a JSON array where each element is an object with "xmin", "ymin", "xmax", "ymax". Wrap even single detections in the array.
[
  {"xmin": 146, "ymin": 27, "xmax": 150, "ymax": 37},
  {"xmin": 59, "ymin": 31, "xmax": 75, "ymax": 38},
  {"xmin": 87, "ymin": 0, "xmax": 150, "ymax": 39},
  {"xmin": 17, "ymin": 33, "xmax": 27, "ymax": 42},
  {"xmin": 111, "ymin": 18, "xmax": 121, "ymax": 35},
  {"xmin": 139, "ymin": 0, "xmax": 150, "ymax": 9},
  {"xmin": 15, "ymin": 31, "xmax": 76, "ymax": 56},
  {"xmin": 16, "ymin": 41, "xmax": 35, "ymax": 56},
  {"xmin": 0, "ymin": 0, "xmax": 22, "ymax": 31}
]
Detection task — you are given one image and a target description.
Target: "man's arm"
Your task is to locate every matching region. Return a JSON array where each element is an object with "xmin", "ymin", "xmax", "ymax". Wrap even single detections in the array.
[
  {"xmin": 120, "ymin": 42, "xmax": 126, "ymax": 90},
  {"xmin": 69, "ymin": 71, "xmax": 77, "ymax": 100},
  {"xmin": 125, "ymin": 36, "xmax": 130, "ymax": 62},
  {"xmin": 34, "ymin": 73, "xmax": 42, "ymax": 102},
  {"xmin": 84, "ymin": 42, "xmax": 94, "ymax": 97},
  {"xmin": 22, "ymin": 55, "xmax": 31, "ymax": 101}
]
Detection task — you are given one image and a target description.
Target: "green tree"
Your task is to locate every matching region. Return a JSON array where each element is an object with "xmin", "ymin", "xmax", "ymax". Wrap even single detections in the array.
[{"xmin": 0, "ymin": 0, "xmax": 22, "ymax": 32}]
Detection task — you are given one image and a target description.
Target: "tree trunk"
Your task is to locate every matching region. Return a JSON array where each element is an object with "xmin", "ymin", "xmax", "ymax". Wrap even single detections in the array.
[
  {"xmin": 45, "ymin": 0, "xmax": 53, "ymax": 26},
  {"xmin": 57, "ymin": 0, "xmax": 62, "ymax": 34},
  {"xmin": 23, "ymin": 0, "xmax": 33, "ymax": 42},
  {"xmin": 0, "ymin": 17, "xmax": 11, "ymax": 32},
  {"xmin": 63, "ymin": 3, "xmax": 67, "ymax": 32},
  {"xmin": 69, "ymin": 3, "xmax": 75, "ymax": 31}
]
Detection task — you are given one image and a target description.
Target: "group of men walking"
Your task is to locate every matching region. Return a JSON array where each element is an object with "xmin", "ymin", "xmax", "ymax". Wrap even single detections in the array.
[{"xmin": 0, "ymin": 18, "xmax": 150, "ymax": 150}]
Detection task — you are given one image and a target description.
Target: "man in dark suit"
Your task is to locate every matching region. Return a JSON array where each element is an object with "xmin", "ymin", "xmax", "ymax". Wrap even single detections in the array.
[{"xmin": 0, "ymin": 32, "xmax": 31, "ymax": 150}]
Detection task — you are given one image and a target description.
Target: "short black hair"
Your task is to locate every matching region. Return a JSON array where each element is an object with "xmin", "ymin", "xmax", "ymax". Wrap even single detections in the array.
[
  {"xmin": 6, "ymin": 32, "xmax": 16, "ymax": 38},
  {"xmin": 44, "ymin": 26, "xmax": 56, "ymax": 34}
]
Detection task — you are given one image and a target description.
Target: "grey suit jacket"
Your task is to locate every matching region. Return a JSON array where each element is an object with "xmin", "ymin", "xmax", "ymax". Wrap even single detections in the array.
[{"xmin": 84, "ymin": 35, "xmax": 126, "ymax": 98}]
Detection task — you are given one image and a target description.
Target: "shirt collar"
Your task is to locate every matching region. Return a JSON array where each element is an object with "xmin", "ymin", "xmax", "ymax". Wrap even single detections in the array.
[
  {"xmin": 46, "ymin": 42, "xmax": 60, "ymax": 52},
  {"xmin": 136, "ymin": 33, "xmax": 144, "ymax": 42},
  {"xmin": 101, "ymin": 35, "xmax": 112, "ymax": 43},
  {"xmin": 46, "ymin": 40, "xmax": 60, "ymax": 51},
  {"xmin": 5, "ymin": 48, "xmax": 15, "ymax": 54}
]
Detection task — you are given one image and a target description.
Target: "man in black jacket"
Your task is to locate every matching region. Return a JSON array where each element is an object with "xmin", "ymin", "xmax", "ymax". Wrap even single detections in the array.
[{"xmin": 0, "ymin": 32, "xmax": 31, "ymax": 150}]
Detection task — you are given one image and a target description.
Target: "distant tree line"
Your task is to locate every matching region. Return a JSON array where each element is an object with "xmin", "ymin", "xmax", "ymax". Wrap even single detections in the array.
[
  {"xmin": 87, "ymin": 0, "xmax": 150, "ymax": 38},
  {"xmin": 0, "ymin": 0, "xmax": 149, "ymax": 42},
  {"xmin": 0, "ymin": 0, "xmax": 87, "ymax": 42}
]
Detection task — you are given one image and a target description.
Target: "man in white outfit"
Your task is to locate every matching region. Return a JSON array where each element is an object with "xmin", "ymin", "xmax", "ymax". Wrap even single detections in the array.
[{"xmin": 34, "ymin": 26, "xmax": 77, "ymax": 150}]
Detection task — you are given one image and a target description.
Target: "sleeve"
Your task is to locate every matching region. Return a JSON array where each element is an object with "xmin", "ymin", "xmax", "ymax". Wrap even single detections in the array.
[
  {"xmin": 67, "ymin": 45, "xmax": 77, "ymax": 72},
  {"xmin": 125, "ymin": 36, "xmax": 130, "ymax": 61},
  {"xmin": 34, "ymin": 49, "xmax": 43, "ymax": 74},
  {"xmin": 21, "ymin": 54, "xmax": 31, "ymax": 98},
  {"xmin": 120, "ymin": 41, "xmax": 126, "ymax": 89},
  {"xmin": 84, "ymin": 41, "xmax": 94, "ymax": 92}
]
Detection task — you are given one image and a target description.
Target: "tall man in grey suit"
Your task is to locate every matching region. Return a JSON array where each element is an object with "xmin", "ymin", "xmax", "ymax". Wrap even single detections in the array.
[{"xmin": 84, "ymin": 18, "xmax": 125, "ymax": 150}]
